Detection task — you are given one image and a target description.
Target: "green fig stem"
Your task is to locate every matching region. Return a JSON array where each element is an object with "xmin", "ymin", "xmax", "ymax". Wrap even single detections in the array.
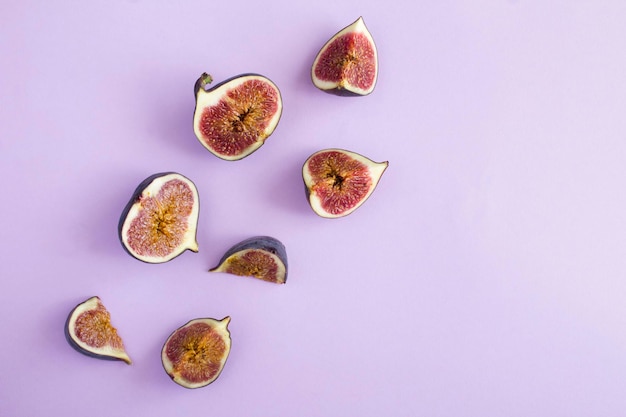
[{"xmin": 194, "ymin": 73, "xmax": 213, "ymax": 97}]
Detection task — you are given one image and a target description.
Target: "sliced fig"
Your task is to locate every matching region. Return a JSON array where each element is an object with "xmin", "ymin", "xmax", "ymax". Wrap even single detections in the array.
[
  {"xmin": 161, "ymin": 317, "xmax": 232, "ymax": 389},
  {"xmin": 302, "ymin": 148, "xmax": 388, "ymax": 218},
  {"xmin": 193, "ymin": 73, "xmax": 283, "ymax": 161},
  {"xmin": 209, "ymin": 236, "xmax": 288, "ymax": 284},
  {"xmin": 311, "ymin": 17, "xmax": 378, "ymax": 96},
  {"xmin": 118, "ymin": 172, "xmax": 199, "ymax": 263},
  {"xmin": 65, "ymin": 296, "xmax": 131, "ymax": 364}
]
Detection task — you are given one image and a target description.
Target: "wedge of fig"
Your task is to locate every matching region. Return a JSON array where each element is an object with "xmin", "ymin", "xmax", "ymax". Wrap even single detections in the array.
[
  {"xmin": 162, "ymin": 317, "xmax": 232, "ymax": 389},
  {"xmin": 303, "ymin": 149, "xmax": 388, "ymax": 218},
  {"xmin": 193, "ymin": 73, "xmax": 283, "ymax": 161},
  {"xmin": 210, "ymin": 236, "xmax": 288, "ymax": 284},
  {"xmin": 311, "ymin": 17, "xmax": 378, "ymax": 96},
  {"xmin": 65, "ymin": 296, "xmax": 131, "ymax": 364},
  {"xmin": 118, "ymin": 172, "xmax": 199, "ymax": 263}
]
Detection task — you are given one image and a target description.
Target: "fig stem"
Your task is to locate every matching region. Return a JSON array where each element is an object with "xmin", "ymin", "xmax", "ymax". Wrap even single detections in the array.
[{"xmin": 194, "ymin": 73, "xmax": 213, "ymax": 97}]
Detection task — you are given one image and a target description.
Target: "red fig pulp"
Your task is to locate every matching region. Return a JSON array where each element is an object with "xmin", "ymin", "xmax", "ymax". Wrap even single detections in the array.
[
  {"xmin": 193, "ymin": 73, "xmax": 283, "ymax": 160},
  {"xmin": 303, "ymin": 149, "xmax": 388, "ymax": 218},
  {"xmin": 312, "ymin": 17, "xmax": 378, "ymax": 96}
]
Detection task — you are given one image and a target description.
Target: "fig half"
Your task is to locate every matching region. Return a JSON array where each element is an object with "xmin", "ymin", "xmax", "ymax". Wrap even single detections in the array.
[
  {"xmin": 311, "ymin": 17, "xmax": 378, "ymax": 96},
  {"xmin": 193, "ymin": 73, "xmax": 283, "ymax": 160},
  {"xmin": 65, "ymin": 296, "xmax": 131, "ymax": 364},
  {"xmin": 210, "ymin": 236, "xmax": 288, "ymax": 284},
  {"xmin": 303, "ymin": 149, "xmax": 388, "ymax": 218},
  {"xmin": 118, "ymin": 172, "xmax": 199, "ymax": 263},
  {"xmin": 162, "ymin": 317, "xmax": 232, "ymax": 389}
]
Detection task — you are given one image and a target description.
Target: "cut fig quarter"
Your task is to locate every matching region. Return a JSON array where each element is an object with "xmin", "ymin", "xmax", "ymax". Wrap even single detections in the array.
[
  {"xmin": 311, "ymin": 16, "xmax": 378, "ymax": 96},
  {"xmin": 162, "ymin": 317, "xmax": 232, "ymax": 389},
  {"xmin": 302, "ymin": 149, "xmax": 388, "ymax": 218},
  {"xmin": 64, "ymin": 296, "xmax": 132, "ymax": 365},
  {"xmin": 193, "ymin": 73, "xmax": 283, "ymax": 161},
  {"xmin": 118, "ymin": 172, "xmax": 200, "ymax": 264},
  {"xmin": 210, "ymin": 236, "xmax": 288, "ymax": 284}
]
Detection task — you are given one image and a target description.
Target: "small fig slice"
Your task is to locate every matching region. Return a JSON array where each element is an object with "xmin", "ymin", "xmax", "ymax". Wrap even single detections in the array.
[
  {"xmin": 311, "ymin": 17, "xmax": 378, "ymax": 96},
  {"xmin": 193, "ymin": 73, "xmax": 283, "ymax": 161},
  {"xmin": 65, "ymin": 296, "xmax": 131, "ymax": 364},
  {"xmin": 210, "ymin": 236, "xmax": 288, "ymax": 284},
  {"xmin": 118, "ymin": 172, "xmax": 200, "ymax": 263},
  {"xmin": 162, "ymin": 317, "xmax": 232, "ymax": 389},
  {"xmin": 303, "ymin": 149, "xmax": 388, "ymax": 218}
]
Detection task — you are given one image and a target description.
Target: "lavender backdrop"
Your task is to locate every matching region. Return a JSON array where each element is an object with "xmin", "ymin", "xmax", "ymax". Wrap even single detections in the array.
[{"xmin": 2, "ymin": 1, "xmax": 626, "ymax": 416}]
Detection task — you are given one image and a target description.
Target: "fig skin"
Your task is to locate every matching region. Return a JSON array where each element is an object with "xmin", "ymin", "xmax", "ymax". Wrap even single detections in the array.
[
  {"xmin": 210, "ymin": 236, "xmax": 288, "ymax": 284},
  {"xmin": 311, "ymin": 16, "xmax": 379, "ymax": 96},
  {"xmin": 193, "ymin": 72, "xmax": 283, "ymax": 161},
  {"xmin": 302, "ymin": 148, "xmax": 388, "ymax": 218},
  {"xmin": 118, "ymin": 172, "xmax": 200, "ymax": 264},
  {"xmin": 64, "ymin": 296, "xmax": 132, "ymax": 365},
  {"xmin": 161, "ymin": 317, "xmax": 232, "ymax": 389}
]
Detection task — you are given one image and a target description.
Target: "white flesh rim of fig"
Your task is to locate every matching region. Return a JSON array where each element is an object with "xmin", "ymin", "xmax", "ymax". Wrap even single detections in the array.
[
  {"xmin": 161, "ymin": 317, "xmax": 232, "ymax": 389},
  {"xmin": 120, "ymin": 173, "xmax": 199, "ymax": 263},
  {"xmin": 193, "ymin": 75, "xmax": 283, "ymax": 161},
  {"xmin": 67, "ymin": 296, "xmax": 132, "ymax": 364},
  {"xmin": 210, "ymin": 249, "xmax": 287, "ymax": 283},
  {"xmin": 303, "ymin": 148, "xmax": 388, "ymax": 219},
  {"xmin": 311, "ymin": 17, "xmax": 378, "ymax": 95}
]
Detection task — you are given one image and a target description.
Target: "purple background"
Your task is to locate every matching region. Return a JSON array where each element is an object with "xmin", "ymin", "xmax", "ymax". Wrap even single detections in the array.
[{"xmin": 2, "ymin": 2, "xmax": 626, "ymax": 416}]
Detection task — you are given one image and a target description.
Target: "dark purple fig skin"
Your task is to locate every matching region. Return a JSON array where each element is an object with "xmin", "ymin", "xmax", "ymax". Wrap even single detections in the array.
[
  {"xmin": 117, "ymin": 172, "xmax": 199, "ymax": 264},
  {"xmin": 211, "ymin": 236, "xmax": 288, "ymax": 282},
  {"xmin": 317, "ymin": 86, "xmax": 368, "ymax": 97},
  {"xmin": 64, "ymin": 298, "xmax": 130, "ymax": 364}
]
